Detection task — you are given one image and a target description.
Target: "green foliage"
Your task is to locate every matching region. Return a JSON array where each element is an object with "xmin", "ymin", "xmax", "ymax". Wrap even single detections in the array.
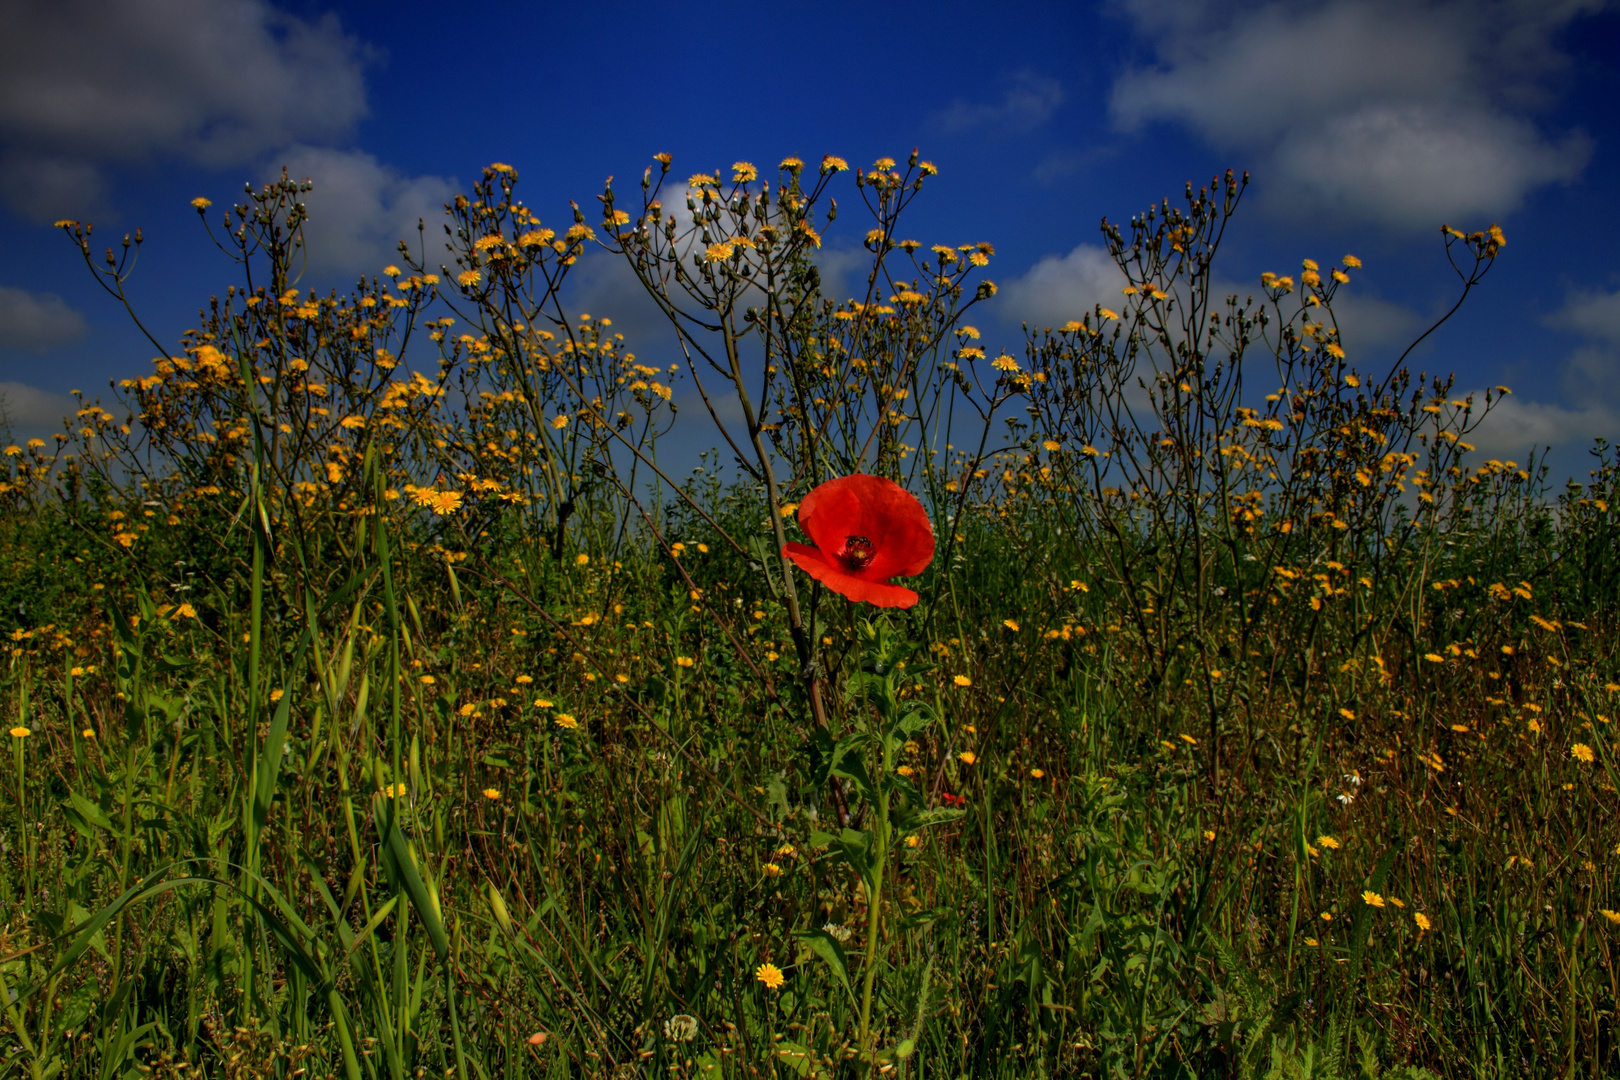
[{"xmin": 0, "ymin": 157, "xmax": 1616, "ymax": 1080}]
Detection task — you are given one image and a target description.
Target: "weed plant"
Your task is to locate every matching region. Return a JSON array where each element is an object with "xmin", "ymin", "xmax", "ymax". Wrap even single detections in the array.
[{"xmin": 0, "ymin": 156, "xmax": 1617, "ymax": 1079}]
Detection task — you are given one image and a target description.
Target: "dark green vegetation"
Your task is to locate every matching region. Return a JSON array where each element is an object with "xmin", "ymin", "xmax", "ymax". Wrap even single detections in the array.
[{"xmin": 1, "ymin": 159, "xmax": 1617, "ymax": 1079}]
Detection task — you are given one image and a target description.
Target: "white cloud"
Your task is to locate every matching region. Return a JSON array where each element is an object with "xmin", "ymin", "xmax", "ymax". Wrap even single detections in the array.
[
  {"xmin": 0, "ymin": 286, "xmax": 89, "ymax": 352},
  {"xmin": 0, "ymin": 0, "xmax": 371, "ymax": 221},
  {"xmin": 273, "ymin": 147, "xmax": 458, "ymax": 279},
  {"xmin": 1110, "ymin": 0, "xmax": 1599, "ymax": 229},
  {"xmin": 1551, "ymin": 287, "xmax": 1620, "ymax": 344},
  {"xmin": 996, "ymin": 243, "xmax": 1126, "ymax": 329},
  {"xmin": 0, "ymin": 381, "xmax": 77, "ymax": 434},
  {"xmin": 1326, "ymin": 289, "xmax": 1426, "ymax": 351},
  {"xmin": 930, "ymin": 72, "xmax": 1064, "ymax": 134},
  {"xmin": 1465, "ymin": 393, "xmax": 1616, "ymax": 460}
]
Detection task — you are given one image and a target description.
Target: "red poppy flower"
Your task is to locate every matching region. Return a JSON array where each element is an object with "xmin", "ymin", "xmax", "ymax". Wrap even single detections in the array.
[{"xmin": 781, "ymin": 474, "xmax": 935, "ymax": 609}]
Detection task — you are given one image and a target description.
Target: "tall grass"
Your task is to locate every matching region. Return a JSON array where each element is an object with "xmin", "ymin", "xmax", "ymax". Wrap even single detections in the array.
[{"xmin": 0, "ymin": 159, "xmax": 1616, "ymax": 1079}]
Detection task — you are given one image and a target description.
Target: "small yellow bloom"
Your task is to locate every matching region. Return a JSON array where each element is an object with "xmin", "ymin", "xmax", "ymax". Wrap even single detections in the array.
[
  {"xmin": 81, "ymin": 728, "xmax": 94, "ymax": 739},
  {"xmin": 905, "ymin": 834, "xmax": 921, "ymax": 848},
  {"xmin": 762, "ymin": 862, "xmax": 781, "ymax": 877},
  {"xmin": 1317, "ymin": 835, "xmax": 1341, "ymax": 850},
  {"xmin": 9, "ymin": 726, "xmax": 29, "ymax": 738},
  {"xmin": 269, "ymin": 689, "xmax": 285, "ymax": 703},
  {"xmin": 575, "ymin": 553, "xmax": 590, "ymax": 566},
  {"xmin": 1600, "ymin": 909, "xmax": 1620, "ymax": 925},
  {"xmin": 175, "ymin": 602, "xmax": 197, "ymax": 619},
  {"xmin": 1572, "ymin": 743, "xmax": 1594, "ymax": 763},
  {"xmin": 190, "ymin": 197, "xmax": 212, "ymax": 210},
  {"xmin": 381, "ymin": 782, "xmax": 407, "ymax": 798},
  {"xmin": 1030, "ymin": 768, "xmax": 1045, "ymax": 779},
  {"xmin": 554, "ymin": 713, "xmax": 579, "ymax": 730},
  {"xmin": 675, "ymin": 656, "xmax": 694, "ymax": 668},
  {"xmin": 953, "ymin": 674, "xmax": 972, "ymax": 687},
  {"xmin": 1362, "ymin": 890, "xmax": 1386, "ymax": 908},
  {"xmin": 1414, "ymin": 913, "xmax": 1432, "ymax": 932},
  {"xmin": 1320, "ymin": 912, "xmax": 1333, "ymax": 921},
  {"xmin": 1203, "ymin": 830, "xmax": 1216, "ymax": 842},
  {"xmin": 482, "ymin": 788, "xmax": 501, "ymax": 800},
  {"xmin": 420, "ymin": 674, "xmax": 436, "ymax": 685},
  {"xmin": 457, "ymin": 270, "xmax": 482, "ymax": 289},
  {"xmin": 957, "ymin": 751, "xmax": 977, "ymax": 765},
  {"xmin": 552, "ymin": 415, "xmax": 569, "ymax": 429},
  {"xmin": 534, "ymin": 698, "xmax": 553, "ymax": 708},
  {"xmin": 1003, "ymin": 619, "xmax": 1020, "ymax": 631},
  {"xmin": 755, "ymin": 962, "xmax": 785, "ymax": 989}
]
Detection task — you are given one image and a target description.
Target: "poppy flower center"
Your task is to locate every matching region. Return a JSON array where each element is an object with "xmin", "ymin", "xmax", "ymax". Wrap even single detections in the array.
[{"xmin": 837, "ymin": 535, "xmax": 877, "ymax": 572}]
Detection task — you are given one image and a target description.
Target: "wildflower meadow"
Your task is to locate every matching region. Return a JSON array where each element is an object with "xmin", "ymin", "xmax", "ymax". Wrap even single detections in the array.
[{"xmin": 1, "ymin": 155, "xmax": 1617, "ymax": 1079}]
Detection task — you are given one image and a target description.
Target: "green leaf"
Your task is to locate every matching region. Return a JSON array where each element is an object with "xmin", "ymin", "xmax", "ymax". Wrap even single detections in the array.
[
  {"xmin": 793, "ymin": 928, "xmax": 856, "ymax": 1008},
  {"xmin": 67, "ymin": 791, "xmax": 113, "ymax": 832},
  {"xmin": 375, "ymin": 796, "xmax": 450, "ymax": 961},
  {"xmin": 772, "ymin": 1040, "xmax": 815, "ymax": 1077},
  {"xmin": 896, "ymin": 806, "xmax": 966, "ymax": 832}
]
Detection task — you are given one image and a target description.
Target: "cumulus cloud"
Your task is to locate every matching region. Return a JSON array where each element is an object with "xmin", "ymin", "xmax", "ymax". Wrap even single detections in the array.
[
  {"xmin": 0, "ymin": 0, "xmax": 372, "ymax": 221},
  {"xmin": 1543, "ymin": 285, "xmax": 1620, "ymax": 404},
  {"xmin": 930, "ymin": 72, "xmax": 1065, "ymax": 135},
  {"xmin": 0, "ymin": 381, "xmax": 77, "ymax": 435},
  {"xmin": 1110, "ymin": 0, "xmax": 1599, "ymax": 229},
  {"xmin": 273, "ymin": 147, "xmax": 458, "ymax": 279},
  {"xmin": 996, "ymin": 244, "xmax": 1126, "ymax": 329},
  {"xmin": 1465, "ymin": 393, "xmax": 1616, "ymax": 460},
  {"xmin": 0, "ymin": 286, "xmax": 89, "ymax": 352}
]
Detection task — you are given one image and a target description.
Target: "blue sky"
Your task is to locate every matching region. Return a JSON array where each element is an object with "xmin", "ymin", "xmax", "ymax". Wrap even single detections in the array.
[{"xmin": 3, "ymin": 0, "xmax": 1618, "ymax": 480}]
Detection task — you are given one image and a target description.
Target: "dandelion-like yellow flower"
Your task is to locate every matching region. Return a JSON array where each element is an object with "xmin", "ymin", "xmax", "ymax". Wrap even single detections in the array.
[
  {"xmin": 81, "ymin": 728, "xmax": 94, "ymax": 739},
  {"xmin": 732, "ymin": 162, "xmax": 757, "ymax": 183},
  {"xmin": 762, "ymin": 862, "xmax": 781, "ymax": 877},
  {"xmin": 953, "ymin": 674, "xmax": 972, "ymax": 687},
  {"xmin": 820, "ymin": 155, "xmax": 849, "ymax": 174},
  {"xmin": 754, "ymin": 963, "xmax": 785, "ymax": 989},
  {"xmin": 482, "ymin": 788, "xmax": 501, "ymax": 800},
  {"xmin": 1600, "ymin": 909, "xmax": 1620, "ymax": 925},
  {"xmin": 420, "ymin": 674, "xmax": 436, "ymax": 685},
  {"xmin": 381, "ymin": 782, "xmax": 407, "ymax": 798},
  {"xmin": 1572, "ymin": 743, "xmax": 1595, "ymax": 763},
  {"xmin": 1003, "ymin": 619, "xmax": 1020, "ymax": 631},
  {"xmin": 575, "ymin": 553, "xmax": 590, "ymax": 566},
  {"xmin": 9, "ymin": 726, "xmax": 30, "ymax": 738},
  {"xmin": 175, "ymin": 602, "xmax": 197, "ymax": 619},
  {"xmin": 675, "ymin": 656, "xmax": 695, "ymax": 668},
  {"xmin": 457, "ymin": 270, "xmax": 482, "ymax": 289},
  {"xmin": 1414, "ymin": 912, "xmax": 1432, "ymax": 932},
  {"xmin": 554, "ymin": 713, "xmax": 578, "ymax": 730},
  {"xmin": 1042, "ymin": 440, "xmax": 1061, "ymax": 452},
  {"xmin": 1362, "ymin": 890, "xmax": 1386, "ymax": 908},
  {"xmin": 957, "ymin": 751, "xmax": 977, "ymax": 765},
  {"xmin": 1030, "ymin": 768, "xmax": 1045, "ymax": 779},
  {"xmin": 534, "ymin": 698, "xmax": 553, "ymax": 708},
  {"xmin": 551, "ymin": 415, "xmax": 569, "ymax": 429},
  {"xmin": 1317, "ymin": 835, "xmax": 1341, "ymax": 850},
  {"xmin": 191, "ymin": 197, "xmax": 212, "ymax": 210}
]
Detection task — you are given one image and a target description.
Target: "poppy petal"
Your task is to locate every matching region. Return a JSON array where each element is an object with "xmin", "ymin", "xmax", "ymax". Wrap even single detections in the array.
[
  {"xmin": 795, "ymin": 474, "xmax": 934, "ymax": 581},
  {"xmin": 782, "ymin": 543, "xmax": 921, "ymax": 608}
]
